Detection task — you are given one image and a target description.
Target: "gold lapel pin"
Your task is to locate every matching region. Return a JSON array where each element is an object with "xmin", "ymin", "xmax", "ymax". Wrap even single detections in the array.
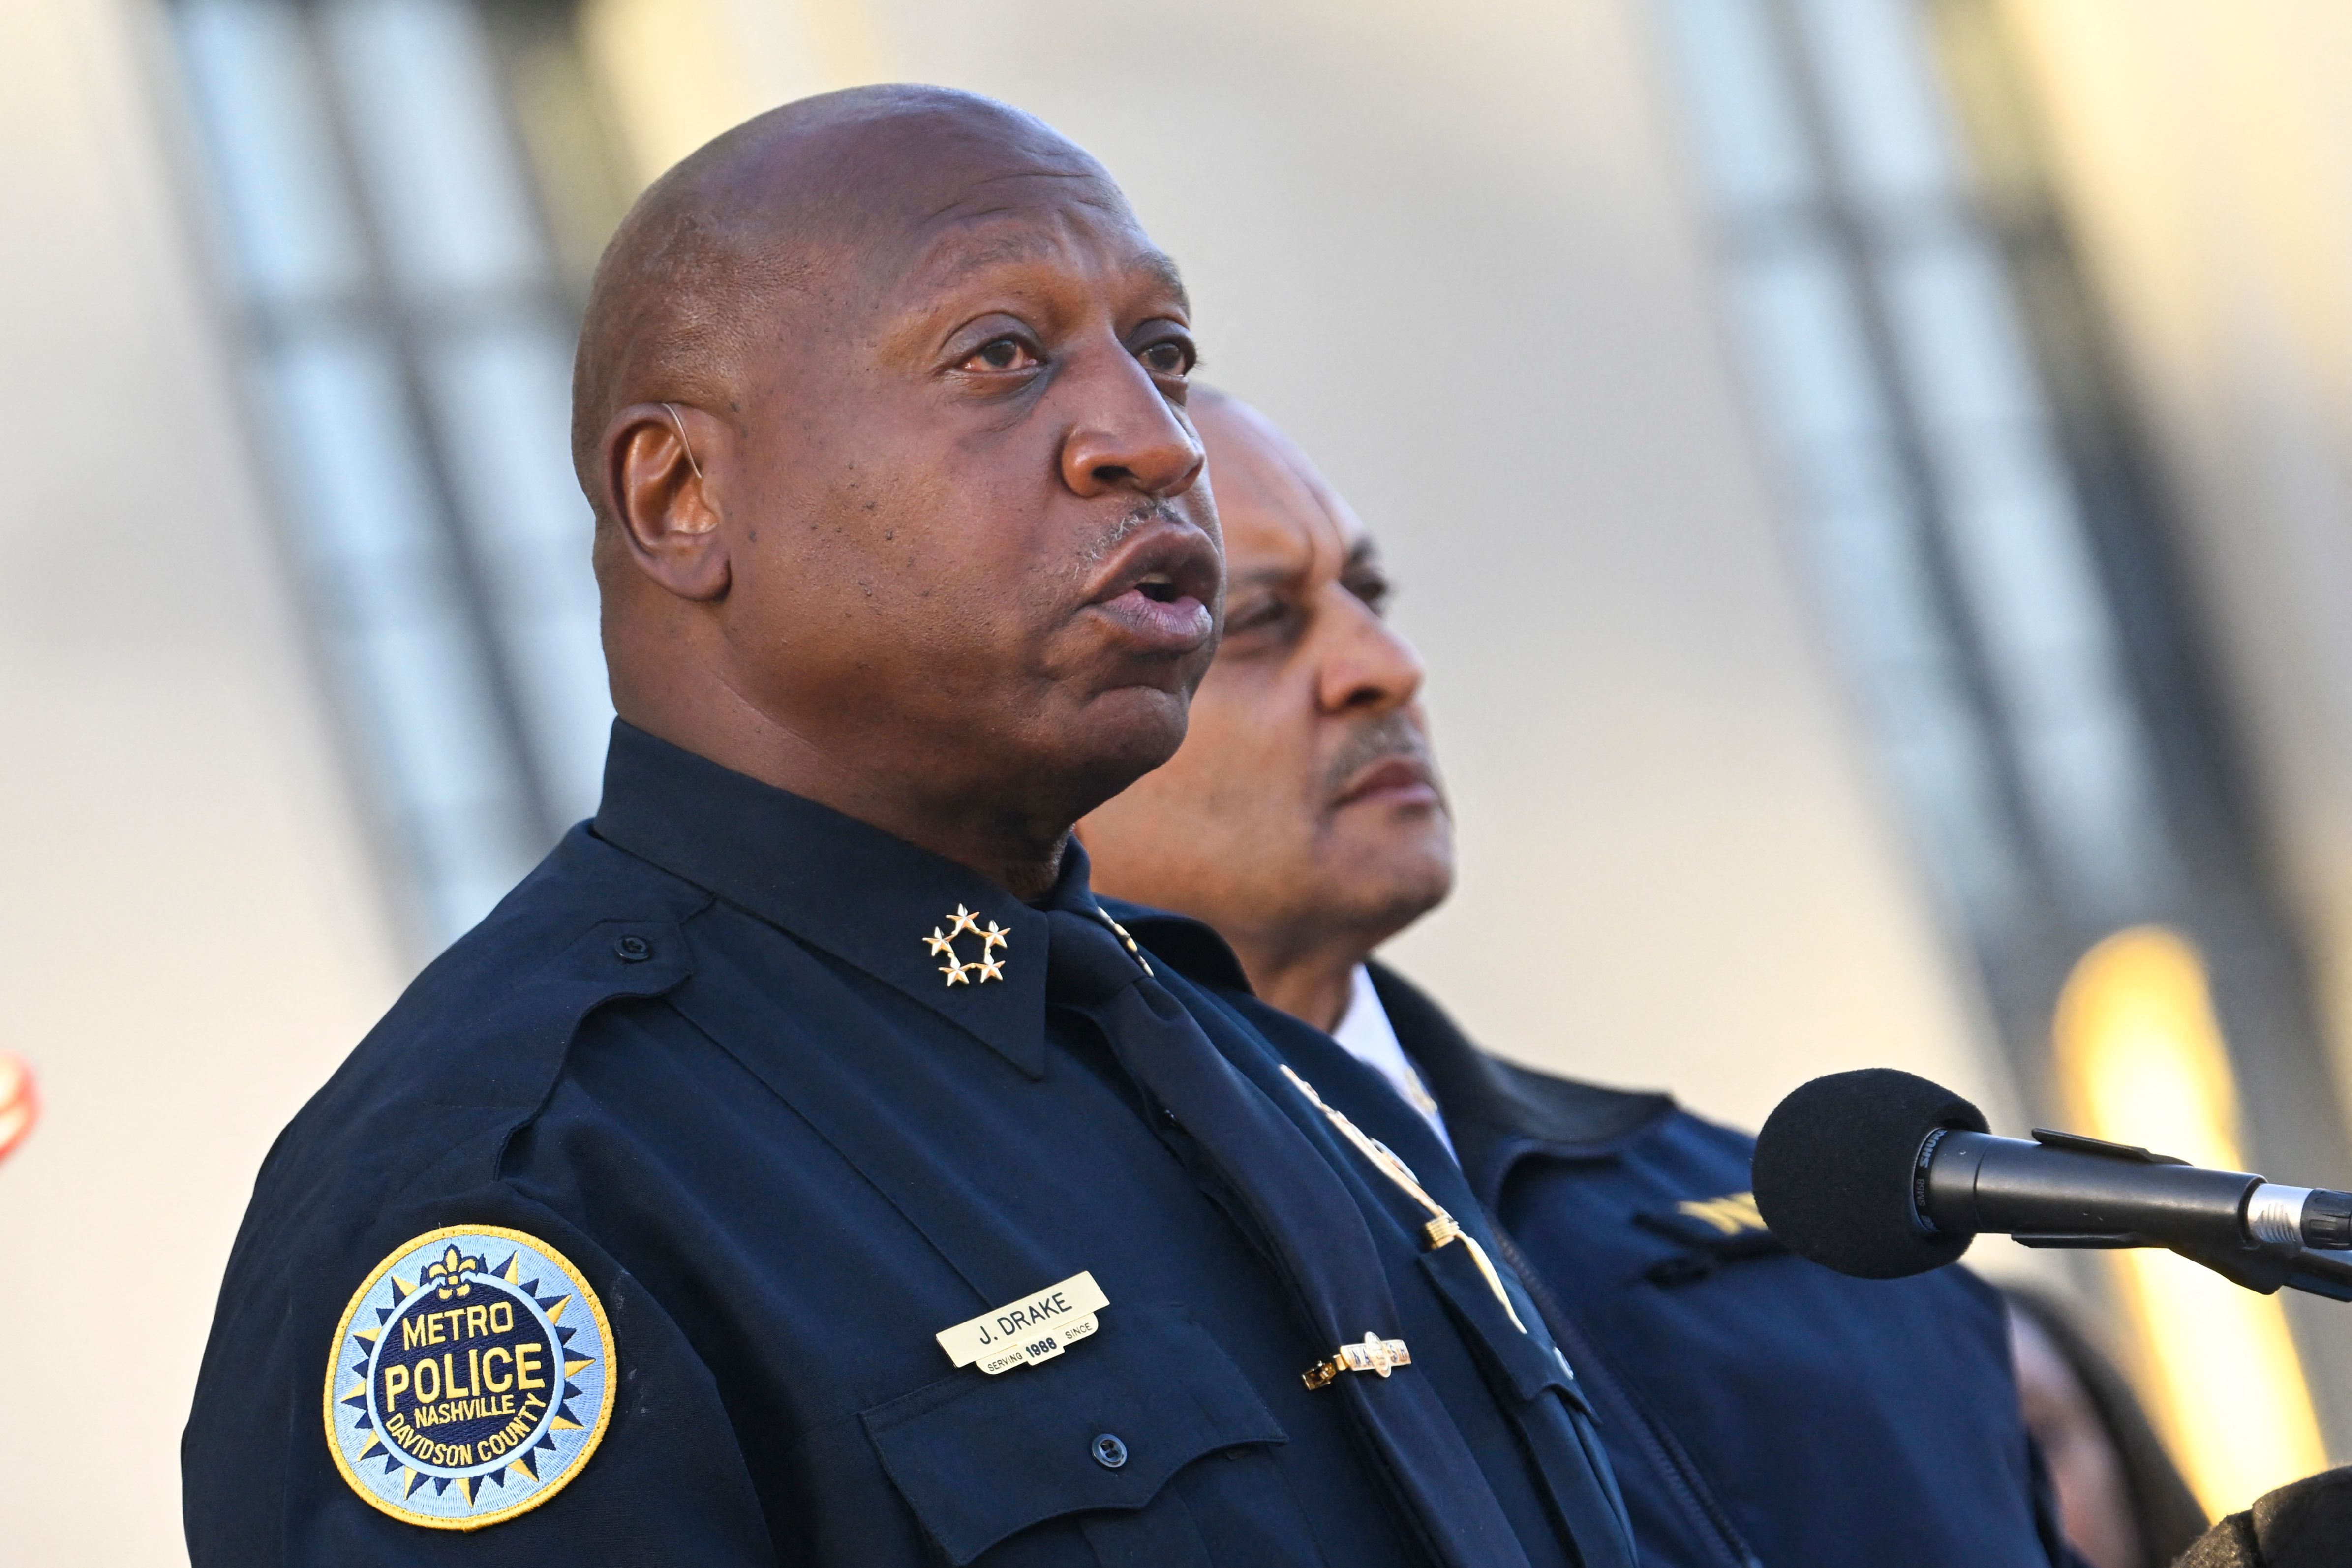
[
  {"xmin": 1303, "ymin": 1333, "xmax": 1413, "ymax": 1389},
  {"xmin": 925, "ymin": 905, "xmax": 1008, "ymax": 987}
]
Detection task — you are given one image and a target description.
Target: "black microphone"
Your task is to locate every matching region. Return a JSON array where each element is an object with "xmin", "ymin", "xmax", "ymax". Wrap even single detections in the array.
[{"xmin": 1751, "ymin": 1068, "xmax": 2352, "ymax": 1298}]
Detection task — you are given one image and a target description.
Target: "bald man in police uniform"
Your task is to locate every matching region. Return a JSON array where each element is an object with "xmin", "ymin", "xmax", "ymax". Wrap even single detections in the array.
[
  {"xmin": 1080, "ymin": 390, "xmax": 2079, "ymax": 1568},
  {"xmin": 183, "ymin": 90, "xmax": 1636, "ymax": 1568}
]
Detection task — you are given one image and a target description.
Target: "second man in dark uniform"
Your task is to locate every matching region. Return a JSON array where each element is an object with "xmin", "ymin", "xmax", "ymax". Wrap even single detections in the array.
[{"xmin": 1079, "ymin": 387, "xmax": 2078, "ymax": 1568}]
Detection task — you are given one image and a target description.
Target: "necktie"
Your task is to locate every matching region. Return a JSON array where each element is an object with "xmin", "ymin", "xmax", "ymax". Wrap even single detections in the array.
[{"xmin": 1044, "ymin": 906, "xmax": 1542, "ymax": 1568}]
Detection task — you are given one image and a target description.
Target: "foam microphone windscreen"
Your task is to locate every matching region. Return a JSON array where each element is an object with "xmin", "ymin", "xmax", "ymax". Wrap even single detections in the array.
[{"xmin": 1751, "ymin": 1068, "xmax": 1988, "ymax": 1279}]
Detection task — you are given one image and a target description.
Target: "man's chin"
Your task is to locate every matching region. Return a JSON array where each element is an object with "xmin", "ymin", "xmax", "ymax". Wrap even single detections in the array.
[
  {"xmin": 1032, "ymin": 687, "xmax": 1195, "ymax": 815},
  {"xmin": 1320, "ymin": 818, "xmax": 1455, "ymax": 924}
]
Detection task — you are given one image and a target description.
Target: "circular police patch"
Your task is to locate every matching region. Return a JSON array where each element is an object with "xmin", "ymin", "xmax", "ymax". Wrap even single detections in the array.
[{"xmin": 324, "ymin": 1226, "xmax": 615, "ymax": 1530}]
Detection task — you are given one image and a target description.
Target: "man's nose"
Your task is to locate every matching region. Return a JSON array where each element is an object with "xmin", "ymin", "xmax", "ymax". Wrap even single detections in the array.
[
  {"xmin": 1318, "ymin": 596, "xmax": 1427, "ymax": 715},
  {"xmin": 1059, "ymin": 347, "xmax": 1205, "ymax": 500}
]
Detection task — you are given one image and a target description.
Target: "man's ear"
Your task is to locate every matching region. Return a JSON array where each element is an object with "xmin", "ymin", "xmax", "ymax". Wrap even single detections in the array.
[{"xmin": 604, "ymin": 401, "xmax": 729, "ymax": 601}]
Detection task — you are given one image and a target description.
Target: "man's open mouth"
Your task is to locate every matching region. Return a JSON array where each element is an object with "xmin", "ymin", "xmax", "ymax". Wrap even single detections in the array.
[{"xmin": 1087, "ymin": 525, "xmax": 1220, "ymax": 655}]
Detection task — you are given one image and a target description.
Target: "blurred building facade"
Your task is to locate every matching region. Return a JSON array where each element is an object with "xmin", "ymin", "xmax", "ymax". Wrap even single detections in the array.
[
  {"xmin": 1661, "ymin": 0, "xmax": 2350, "ymax": 1513},
  {"xmin": 9, "ymin": 0, "xmax": 2352, "ymax": 1558}
]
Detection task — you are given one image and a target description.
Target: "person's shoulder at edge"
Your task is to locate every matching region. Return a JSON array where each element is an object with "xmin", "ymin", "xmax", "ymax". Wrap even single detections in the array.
[
  {"xmin": 1099, "ymin": 901, "xmax": 1720, "ymax": 1200},
  {"xmin": 1363, "ymin": 959, "xmax": 1685, "ymax": 1157},
  {"xmin": 186, "ymin": 821, "xmax": 785, "ymax": 1567},
  {"xmin": 1097, "ymin": 897, "xmax": 1676, "ymax": 1143},
  {"xmin": 1356, "ymin": 960, "xmax": 2014, "ymax": 1307}
]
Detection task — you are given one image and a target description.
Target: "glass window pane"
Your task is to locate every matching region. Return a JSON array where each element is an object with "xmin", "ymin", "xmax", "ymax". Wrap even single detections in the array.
[
  {"xmin": 323, "ymin": 0, "xmax": 545, "ymax": 297},
  {"xmin": 421, "ymin": 322, "xmax": 611, "ymax": 820},
  {"xmin": 1734, "ymin": 236, "xmax": 1892, "ymax": 447},
  {"xmin": 172, "ymin": 0, "xmax": 627, "ymax": 944},
  {"xmin": 1791, "ymin": 0, "xmax": 1958, "ymax": 206},
  {"xmin": 175, "ymin": 0, "xmax": 367, "ymax": 306},
  {"xmin": 260, "ymin": 328, "xmax": 544, "ymax": 933},
  {"xmin": 1879, "ymin": 236, "xmax": 2043, "ymax": 430},
  {"xmin": 1664, "ymin": 0, "xmax": 1819, "ymax": 212}
]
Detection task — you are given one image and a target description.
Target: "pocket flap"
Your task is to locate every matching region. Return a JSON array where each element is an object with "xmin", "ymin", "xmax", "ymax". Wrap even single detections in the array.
[{"xmin": 862, "ymin": 1303, "xmax": 1286, "ymax": 1565}]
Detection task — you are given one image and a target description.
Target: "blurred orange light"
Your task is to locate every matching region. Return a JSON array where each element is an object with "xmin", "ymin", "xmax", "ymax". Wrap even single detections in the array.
[
  {"xmin": 0, "ymin": 1053, "xmax": 36, "ymax": 1165},
  {"xmin": 2052, "ymin": 926, "xmax": 2326, "ymax": 1519}
]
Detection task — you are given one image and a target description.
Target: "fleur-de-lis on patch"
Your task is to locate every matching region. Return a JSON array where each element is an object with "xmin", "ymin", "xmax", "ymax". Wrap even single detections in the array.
[
  {"xmin": 925, "ymin": 904, "xmax": 1008, "ymax": 987},
  {"xmin": 426, "ymin": 1244, "xmax": 484, "ymax": 1299}
]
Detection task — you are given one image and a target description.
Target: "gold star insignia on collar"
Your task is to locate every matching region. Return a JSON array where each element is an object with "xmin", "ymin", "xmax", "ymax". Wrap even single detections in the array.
[{"xmin": 925, "ymin": 906, "xmax": 1008, "ymax": 987}]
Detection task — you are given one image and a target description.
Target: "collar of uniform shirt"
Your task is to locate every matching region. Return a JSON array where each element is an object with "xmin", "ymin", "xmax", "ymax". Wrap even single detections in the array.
[
  {"xmin": 1330, "ymin": 965, "xmax": 1457, "ymax": 1160},
  {"xmin": 590, "ymin": 718, "xmax": 1085, "ymax": 1077}
]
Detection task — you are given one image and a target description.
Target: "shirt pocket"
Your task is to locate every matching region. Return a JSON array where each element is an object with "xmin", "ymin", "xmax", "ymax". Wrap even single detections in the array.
[{"xmin": 860, "ymin": 1302, "xmax": 1289, "ymax": 1567}]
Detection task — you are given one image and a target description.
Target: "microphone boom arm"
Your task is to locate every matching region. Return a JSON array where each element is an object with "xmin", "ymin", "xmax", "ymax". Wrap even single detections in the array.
[{"xmin": 1924, "ymin": 1127, "xmax": 2352, "ymax": 1302}]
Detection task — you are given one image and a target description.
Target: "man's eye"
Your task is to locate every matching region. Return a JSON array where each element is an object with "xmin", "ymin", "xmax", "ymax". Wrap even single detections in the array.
[
  {"xmin": 1138, "ymin": 339, "xmax": 1193, "ymax": 377},
  {"xmin": 1225, "ymin": 597, "xmax": 1290, "ymax": 636},
  {"xmin": 960, "ymin": 337, "xmax": 1039, "ymax": 373},
  {"xmin": 1347, "ymin": 575, "xmax": 1393, "ymax": 615}
]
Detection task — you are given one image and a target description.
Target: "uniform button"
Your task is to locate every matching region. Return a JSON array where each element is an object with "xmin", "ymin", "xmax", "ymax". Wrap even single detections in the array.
[
  {"xmin": 614, "ymin": 934, "xmax": 653, "ymax": 963},
  {"xmin": 1091, "ymin": 1433, "xmax": 1128, "ymax": 1470}
]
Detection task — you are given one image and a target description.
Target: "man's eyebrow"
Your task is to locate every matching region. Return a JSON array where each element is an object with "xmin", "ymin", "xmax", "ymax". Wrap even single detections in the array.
[
  {"xmin": 1227, "ymin": 562, "xmax": 1297, "ymax": 591},
  {"xmin": 1342, "ymin": 537, "xmax": 1382, "ymax": 572},
  {"xmin": 1134, "ymin": 249, "xmax": 1190, "ymax": 313}
]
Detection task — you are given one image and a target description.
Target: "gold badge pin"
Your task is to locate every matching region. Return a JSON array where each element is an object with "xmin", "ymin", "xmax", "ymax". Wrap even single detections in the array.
[
  {"xmin": 924, "ymin": 904, "xmax": 1009, "ymax": 987},
  {"xmin": 1095, "ymin": 908, "xmax": 1152, "ymax": 975},
  {"xmin": 1280, "ymin": 1065, "xmax": 1527, "ymax": 1333},
  {"xmin": 1303, "ymin": 1333, "xmax": 1413, "ymax": 1389}
]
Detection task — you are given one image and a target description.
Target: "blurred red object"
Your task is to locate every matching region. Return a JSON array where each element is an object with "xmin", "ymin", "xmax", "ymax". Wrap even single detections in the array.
[{"xmin": 0, "ymin": 1054, "xmax": 36, "ymax": 1165}]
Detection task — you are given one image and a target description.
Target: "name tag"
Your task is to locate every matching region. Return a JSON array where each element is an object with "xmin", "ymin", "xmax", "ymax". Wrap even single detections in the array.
[{"xmin": 935, "ymin": 1272, "xmax": 1109, "ymax": 1375}]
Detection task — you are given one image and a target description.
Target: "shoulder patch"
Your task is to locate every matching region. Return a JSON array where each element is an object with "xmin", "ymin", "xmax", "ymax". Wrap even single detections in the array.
[{"xmin": 323, "ymin": 1226, "xmax": 616, "ymax": 1530}]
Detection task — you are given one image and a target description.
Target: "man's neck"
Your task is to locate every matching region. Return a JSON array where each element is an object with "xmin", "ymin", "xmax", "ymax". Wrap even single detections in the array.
[
  {"xmin": 1237, "ymin": 943, "xmax": 1369, "ymax": 1034},
  {"xmin": 615, "ymin": 702, "xmax": 1074, "ymax": 900}
]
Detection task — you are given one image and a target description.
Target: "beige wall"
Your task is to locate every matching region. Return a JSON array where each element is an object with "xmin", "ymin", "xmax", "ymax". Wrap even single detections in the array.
[
  {"xmin": 0, "ymin": 0, "xmax": 406, "ymax": 1562},
  {"xmin": 0, "ymin": 0, "xmax": 2018, "ymax": 1559}
]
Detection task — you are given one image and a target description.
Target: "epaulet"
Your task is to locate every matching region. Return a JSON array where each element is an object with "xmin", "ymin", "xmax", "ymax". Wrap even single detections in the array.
[
  {"xmin": 265, "ymin": 829, "xmax": 710, "ymax": 1201},
  {"xmin": 1097, "ymin": 898, "xmax": 1254, "ymax": 994}
]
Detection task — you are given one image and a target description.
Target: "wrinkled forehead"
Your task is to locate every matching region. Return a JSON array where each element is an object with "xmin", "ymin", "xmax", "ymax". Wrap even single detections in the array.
[
  {"xmin": 886, "ymin": 171, "xmax": 1179, "ymax": 327},
  {"xmin": 738, "ymin": 106, "xmax": 1160, "ymax": 306},
  {"xmin": 1200, "ymin": 408, "xmax": 1363, "ymax": 577},
  {"xmin": 898, "ymin": 199, "xmax": 1176, "ymax": 300}
]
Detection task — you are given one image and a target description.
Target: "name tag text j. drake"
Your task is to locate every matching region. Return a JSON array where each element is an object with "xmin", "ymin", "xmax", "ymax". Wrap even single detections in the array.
[{"xmin": 934, "ymin": 1272, "xmax": 1109, "ymax": 1375}]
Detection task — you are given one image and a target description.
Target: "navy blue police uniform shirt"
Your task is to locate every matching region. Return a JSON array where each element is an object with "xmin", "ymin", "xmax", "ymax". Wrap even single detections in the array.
[
  {"xmin": 1116, "ymin": 946, "xmax": 2074, "ymax": 1568},
  {"xmin": 183, "ymin": 722, "xmax": 1637, "ymax": 1568}
]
